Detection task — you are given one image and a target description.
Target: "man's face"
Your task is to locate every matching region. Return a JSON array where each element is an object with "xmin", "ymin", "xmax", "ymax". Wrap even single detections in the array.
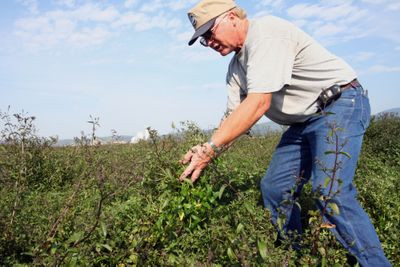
[{"xmin": 200, "ymin": 12, "xmax": 239, "ymax": 56}]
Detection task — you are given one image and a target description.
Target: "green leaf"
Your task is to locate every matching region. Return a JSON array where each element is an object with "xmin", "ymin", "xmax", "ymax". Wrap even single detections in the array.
[
  {"xmin": 217, "ymin": 184, "xmax": 227, "ymax": 200},
  {"xmin": 182, "ymin": 178, "xmax": 193, "ymax": 186},
  {"xmin": 236, "ymin": 223, "xmax": 244, "ymax": 234},
  {"xmin": 244, "ymin": 202, "xmax": 253, "ymax": 214},
  {"xmin": 277, "ymin": 217, "xmax": 284, "ymax": 231},
  {"xmin": 161, "ymin": 199, "xmax": 169, "ymax": 210},
  {"xmin": 50, "ymin": 246, "xmax": 57, "ymax": 255},
  {"xmin": 257, "ymin": 239, "xmax": 268, "ymax": 260},
  {"xmin": 324, "ymin": 150, "xmax": 336, "ymax": 155},
  {"xmin": 323, "ymin": 177, "xmax": 331, "ymax": 188},
  {"xmin": 67, "ymin": 232, "xmax": 83, "ymax": 244},
  {"xmin": 227, "ymin": 247, "xmax": 237, "ymax": 261},
  {"xmin": 162, "ymin": 168, "xmax": 174, "ymax": 179},
  {"xmin": 191, "ymin": 214, "xmax": 200, "ymax": 222},
  {"xmin": 22, "ymin": 252, "xmax": 35, "ymax": 257},
  {"xmin": 339, "ymin": 151, "xmax": 351, "ymax": 159},
  {"xmin": 101, "ymin": 244, "xmax": 113, "ymax": 252},
  {"xmin": 318, "ymin": 247, "xmax": 326, "ymax": 257},
  {"xmin": 100, "ymin": 221, "xmax": 107, "ymax": 238},
  {"xmin": 328, "ymin": 202, "xmax": 340, "ymax": 215},
  {"xmin": 322, "ymin": 256, "xmax": 327, "ymax": 267}
]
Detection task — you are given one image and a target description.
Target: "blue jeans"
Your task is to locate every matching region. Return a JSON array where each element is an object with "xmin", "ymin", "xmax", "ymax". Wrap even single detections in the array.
[{"xmin": 260, "ymin": 85, "xmax": 391, "ymax": 266}]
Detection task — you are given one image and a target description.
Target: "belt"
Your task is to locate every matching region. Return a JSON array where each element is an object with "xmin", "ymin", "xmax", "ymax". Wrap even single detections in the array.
[{"xmin": 317, "ymin": 79, "xmax": 363, "ymax": 110}]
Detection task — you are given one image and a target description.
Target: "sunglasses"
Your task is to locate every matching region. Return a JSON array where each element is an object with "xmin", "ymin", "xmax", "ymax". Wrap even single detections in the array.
[{"xmin": 199, "ymin": 13, "xmax": 228, "ymax": 47}]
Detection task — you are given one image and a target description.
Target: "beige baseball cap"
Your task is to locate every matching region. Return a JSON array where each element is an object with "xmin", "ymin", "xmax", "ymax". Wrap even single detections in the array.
[{"xmin": 187, "ymin": 0, "xmax": 236, "ymax": 46}]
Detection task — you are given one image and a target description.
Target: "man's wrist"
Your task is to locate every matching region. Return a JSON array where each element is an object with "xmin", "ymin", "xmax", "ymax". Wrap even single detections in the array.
[{"xmin": 207, "ymin": 140, "xmax": 222, "ymax": 154}]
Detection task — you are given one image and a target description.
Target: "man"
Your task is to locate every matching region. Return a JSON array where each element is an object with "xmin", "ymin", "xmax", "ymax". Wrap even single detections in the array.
[{"xmin": 179, "ymin": 0, "xmax": 391, "ymax": 266}]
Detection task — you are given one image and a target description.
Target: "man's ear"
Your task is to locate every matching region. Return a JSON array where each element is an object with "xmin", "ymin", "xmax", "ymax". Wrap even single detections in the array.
[
  {"xmin": 229, "ymin": 11, "xmax": 237, "ymax": 18},
  {"xmin": 228, "ymin": 11, "xmax": 237, "ymax": 26}
]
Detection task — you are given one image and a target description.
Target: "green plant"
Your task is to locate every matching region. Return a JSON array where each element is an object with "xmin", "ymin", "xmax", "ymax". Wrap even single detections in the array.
[{"xmin": 0, "ymin": 112, "xmax": 398, "ymax": 266}]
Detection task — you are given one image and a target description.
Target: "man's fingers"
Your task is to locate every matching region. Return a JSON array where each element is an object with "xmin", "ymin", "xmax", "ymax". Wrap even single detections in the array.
[
  {"xmin": 179, "ymin": 150, "xmax": 193, "ymax": 164},
  {"xmin": 179, "ymin": 144, "xmax": 212, "ymax": 182},
  {"xmin": 179, "ymin": 162, "xmax": 195, "ymax": 181},
  {"xmin": 191, "ymin": 168, "xmax": 203, "ymax": 182}
]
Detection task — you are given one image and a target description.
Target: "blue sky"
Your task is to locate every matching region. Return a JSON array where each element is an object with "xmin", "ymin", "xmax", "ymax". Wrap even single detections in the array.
[{"xmin": 1, "ymin": 0, "xmax": 399, "ymax": 139}]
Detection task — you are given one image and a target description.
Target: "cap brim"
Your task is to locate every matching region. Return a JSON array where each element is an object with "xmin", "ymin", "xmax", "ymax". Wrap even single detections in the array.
[{"xmin": 188, "ymin": 18, "xmax": 217, "ymax": 46}]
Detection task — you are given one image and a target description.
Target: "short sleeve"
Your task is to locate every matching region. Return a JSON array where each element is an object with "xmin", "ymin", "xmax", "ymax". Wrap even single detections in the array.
[
  {"xmin": 246, "ymin": 38, "xmax": 296, "ymax": 93},
  {"xmin": 226, "ymin": 74, "xmax": 242, "ymax": 115}
]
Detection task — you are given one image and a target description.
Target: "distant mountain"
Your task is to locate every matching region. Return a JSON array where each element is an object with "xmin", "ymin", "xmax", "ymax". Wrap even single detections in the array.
[
  {"xmin": 55, "ymin": 135, "xmax": 133, "ymax": 146},
  {"xmin": 249, "ymin": 121, "xmax": 285, "ymax": 136},
  {"xmin": 97, "ymin": 135, "xmax": 133, "ymax": 143},
  {"xmin": 56, "ymin": 139, "xmax": 75, "ymax": 146},
  {"xmin": 376, "ymin": 107, "xmax": 400, "ymax": 117},
  {"xmin": 55, "ymin": 123, "xmax": 285, "ymax": 146}
]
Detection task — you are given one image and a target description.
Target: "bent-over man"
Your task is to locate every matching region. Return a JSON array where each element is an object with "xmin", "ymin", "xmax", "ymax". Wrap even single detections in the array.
[{"xmin": 179, "ymin": 0, "xmax": 391, "ymax": 266}]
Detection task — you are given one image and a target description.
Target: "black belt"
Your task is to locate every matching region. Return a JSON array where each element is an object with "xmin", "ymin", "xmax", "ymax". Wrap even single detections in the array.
[{"xmin": 317, "ymin": 79, "xmax": 362, "ymax": 110}]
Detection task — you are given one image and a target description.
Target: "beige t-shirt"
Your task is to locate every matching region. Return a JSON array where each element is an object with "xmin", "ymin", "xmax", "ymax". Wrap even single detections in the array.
[{"xmin": 226, "ymin": 16, "xmax": 357, "ymax": 125}]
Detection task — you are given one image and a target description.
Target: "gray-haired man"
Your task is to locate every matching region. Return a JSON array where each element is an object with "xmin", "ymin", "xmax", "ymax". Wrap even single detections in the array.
[{"xmin": 179, "ymin": 0, "xmax": 391, "ymax": 266}]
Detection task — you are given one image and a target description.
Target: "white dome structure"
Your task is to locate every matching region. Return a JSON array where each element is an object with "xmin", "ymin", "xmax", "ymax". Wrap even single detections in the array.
[{"xmin": 130, "ymin": 129, "xmax": 150, "ymax": 144}]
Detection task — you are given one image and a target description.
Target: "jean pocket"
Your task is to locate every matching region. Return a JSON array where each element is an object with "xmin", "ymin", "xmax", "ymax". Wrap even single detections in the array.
[
  {"xmin": 332, "ymin": 89, "xmax": 359, "ymax": 107},
  {"xmin": 360, "ymin": 96, "xmax": 371, "ymax": 130},
  {"xmin": 333, "ymin": 95, "xmax": 356, "ymax": 107}
]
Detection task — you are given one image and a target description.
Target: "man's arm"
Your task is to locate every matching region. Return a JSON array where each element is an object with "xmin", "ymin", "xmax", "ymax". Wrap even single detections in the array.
[
  {"xmin": 210, "ymin": 93, "xmax": 271, "ymax": 148},
  {"xmin": 179, "ymin": 93, "xmax": 271, "ymax": 182}
]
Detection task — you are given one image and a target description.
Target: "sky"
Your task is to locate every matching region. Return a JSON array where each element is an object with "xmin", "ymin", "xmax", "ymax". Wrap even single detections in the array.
[{"xmin": 1, "ymin": 0, "xmax": 399, "ymax": 139}]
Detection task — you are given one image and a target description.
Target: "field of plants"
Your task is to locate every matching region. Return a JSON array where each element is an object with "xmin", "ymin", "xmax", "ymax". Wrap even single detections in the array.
[{"xmin": 0, "ymin": 110, "xmax": 399, "ymax": 266}]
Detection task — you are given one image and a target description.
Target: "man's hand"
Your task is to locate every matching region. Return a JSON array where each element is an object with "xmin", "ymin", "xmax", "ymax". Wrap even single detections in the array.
[
  {"xmin": 178, "ymin": 94, "xmax": 271, "ymax": 183},
  {"xmin": 179, "ymin": 143, "xmax": 215, "ymax": 182}
]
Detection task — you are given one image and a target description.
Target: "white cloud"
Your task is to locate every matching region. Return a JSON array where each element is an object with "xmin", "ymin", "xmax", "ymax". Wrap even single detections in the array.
[
  {"xmin": 313, "ymin": 23, "xmax": 345, "ymax": 37},
  {"xmin": 253, "ymin": 10, "xmax": 271, "ymax": 18},
  {"xmin": 124, "ymin": 0, "xmax": 138, "ymax": 9},
  {"xmin": 14, "ymin": 0, "xmax": 187, "ymax": 50},
  {"xmin": 69, "ymin": 27, "xmax": 112, "ymax": 46},
  {"xmin": 365, "ymin": 64, "xmax": 400, "ymax": 74},
  {"xmin": 361, "ymin": 0, "xmax": 385, "ymax": 3},
  {"xmin": 387, "ymin": 1, "xmax": 400, "ymax": 11},
  {"xmin": 258, "ymin": 0, "xmax": 285, "ymax": 8},
  {"xmin": 112, "ymin": 12, "xmax": 146, "ymax": 29},
  {"xmin": 175, "ymin": 29, "xmax": 192, "ymax": 42},
  {"xmin": 169, "ymin": 43, "xmax": 221, "ymax": 62},
  {"xmin": 55, "ymin": 0, "xmax": 75, "ymax": 8},
  {"xmin": 137, "ymin": 0, "xmax": 198, "ymax": 13},
  {"xmin": 68, "ymin": 4, "xmax": 119, "ymax": 22},
  {"xmin": 252, "ymin": 0, "xmax": 286, "ymax": 14},
  {"xmin": 140, "ymin": 0, "xmax": 164, "ymax": 13},
  {"xmin": 113, "ymin": 11, "xmax": 182, "ymax": 32},
  {"xmin": 362, "ymin": 0, "xmax": 400, "ymax": 10},
  {"xmin": 202, "ymin": 82, "xmax": 225, "ymax": 90},
  {"xmin": 287, "ymin": 3, "xmax": 363, "ymax": 21},
  {"xmin": 167, "ymin": 0, "xmax": 198, "ymax": 11},
  {"xmin": 291, "ymin": 19, "xmax": 307, "ymax": 28},
  {"xmin": 17, "ymin": 0, "xmax": 38, "ymax": 14},
  {"xmin": 14, "ymin": 4, "xmax": 119, "ymax": 48},
  {"xmin": 285, "ymin": 2, "xmax": 371, "ymax": 45},
  {"xmin": 353, "ymin": 52, "xmax": 376, "ymax": 62},
  {"xmin": 135, "ymin": 14, "xmax": 180, "ymax": 31},
  {"xmin": 175, "ymin": 81, "xmax": 225, "ymax": 93}
]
